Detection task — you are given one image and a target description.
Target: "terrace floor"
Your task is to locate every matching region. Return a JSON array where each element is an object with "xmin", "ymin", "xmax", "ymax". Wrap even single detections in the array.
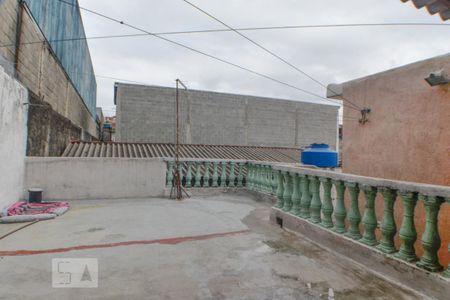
[{"xmin": 0, "ymin": 194, "xmax": 421, "ymax": 300}]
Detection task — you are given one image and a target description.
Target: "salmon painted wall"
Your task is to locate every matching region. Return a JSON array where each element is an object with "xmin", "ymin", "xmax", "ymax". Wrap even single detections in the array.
[{"xmin": 339, "ymin": 53, "xmax": 450, "ymax": 268}]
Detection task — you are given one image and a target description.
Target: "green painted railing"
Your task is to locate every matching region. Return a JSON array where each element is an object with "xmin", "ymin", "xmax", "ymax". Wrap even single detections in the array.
[
  {"xmin": 164, "ymin": 159, "xmax": 450, "ymax": 277},
  {"xmin": 165, "ymin": 159, "xmax": 247, "ymax": 188},
  {"xmin": 268, "ymin": 164, "xmax": 450, "ymax": 277}
]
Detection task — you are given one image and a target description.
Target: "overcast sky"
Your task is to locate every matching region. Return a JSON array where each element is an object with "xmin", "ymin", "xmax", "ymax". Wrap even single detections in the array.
[{"xmin": 77, "ymin": 0, "xmax": 449, "ymax": 117}]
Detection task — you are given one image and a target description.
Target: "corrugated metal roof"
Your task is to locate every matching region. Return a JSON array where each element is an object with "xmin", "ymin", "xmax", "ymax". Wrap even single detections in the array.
[
  {"xmin": 401, "ymin": 0, "xmax": 450, "ymax": 20},
  {"xmin": 62, "ymin": 142, "xmax": 300, "ymax": 163}
]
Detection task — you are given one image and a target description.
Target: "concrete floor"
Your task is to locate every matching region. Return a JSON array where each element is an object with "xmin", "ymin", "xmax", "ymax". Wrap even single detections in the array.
[{"xmin": 0, "ymin": 194, "xmax": 420, "ymax": 300}]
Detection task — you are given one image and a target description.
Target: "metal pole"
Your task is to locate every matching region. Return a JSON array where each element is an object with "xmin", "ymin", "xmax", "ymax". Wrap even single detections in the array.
[{"xmin": 173, "ymin": 79, "xmax": 187, "ymax": 200}]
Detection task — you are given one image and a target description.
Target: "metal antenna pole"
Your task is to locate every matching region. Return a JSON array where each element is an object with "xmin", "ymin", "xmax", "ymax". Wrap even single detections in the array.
[{"xmin": 173, "ymin": 79, "xmax": 187, "ymax": 200}]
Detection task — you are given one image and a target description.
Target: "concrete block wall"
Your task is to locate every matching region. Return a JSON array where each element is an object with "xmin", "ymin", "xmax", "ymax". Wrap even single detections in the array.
[
  {"xmin": 15, "ymin": 7, "xmax": 97, "ymax": 138},
  {"xmin": 0, "ymin": 0, "xmax": 18, "ymax": 74},
  {"xmin": 0, "ymin": 1, "xmax": 98, "ymax": 156},
  {"xmin": 116, "ymin": 84, "xmax": 339, "ymax": 149},
  {"xmin": 0, "ymin": 66, "xmax": 28, "ymax": 210}
]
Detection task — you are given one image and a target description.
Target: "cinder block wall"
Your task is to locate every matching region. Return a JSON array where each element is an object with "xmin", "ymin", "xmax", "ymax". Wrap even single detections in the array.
[
  {"xmin": 115, "ymin": 84, "xmax": 339, "ymax": 149},
  {"xmin": 0, "ymin": 0, "xmax": 98, "ymax": 156}
]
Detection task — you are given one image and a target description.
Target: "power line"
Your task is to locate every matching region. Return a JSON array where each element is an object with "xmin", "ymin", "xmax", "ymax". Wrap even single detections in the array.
[
  {"xmin": 1, "ymin": 22, "xmax": 449, "ymax": 49},
  {"xmin": 55, "ymin": 0, "xmax": 358, "ymax": 111},
  {"xmin": 181, "ymin": 0, "xmax": 362, "ymax": 110}
]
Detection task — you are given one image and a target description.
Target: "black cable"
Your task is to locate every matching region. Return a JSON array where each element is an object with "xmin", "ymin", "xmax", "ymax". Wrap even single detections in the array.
[
  {"xmin": 1, "ymin": 22, "xmax": 448, "ymax": 49},
  {"xmin": 182, "ymin": 0, "xmax": 362, "ymax": 110},
  {"xmin": 55, "ymin": 0, "xmax": 358, "ymax": 111}
]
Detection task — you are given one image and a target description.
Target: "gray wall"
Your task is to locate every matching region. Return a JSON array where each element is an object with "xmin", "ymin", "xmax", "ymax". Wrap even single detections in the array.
[
  {"xmin": 115, "ymin": 84, "xmax": 339, "ymax": 149},
  {"xmin": 0, "ymin": 66, "xmax": 28, "ymax": 210},
  {"xmin": 24, "ymin": 157, "xmax": 167, "ymax": 200}
]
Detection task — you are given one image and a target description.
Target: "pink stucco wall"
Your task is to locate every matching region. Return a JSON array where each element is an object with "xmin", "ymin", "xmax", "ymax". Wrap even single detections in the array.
[{"xmin": 338, "ymin": 53, "xmax": 450, "ymax": 268}]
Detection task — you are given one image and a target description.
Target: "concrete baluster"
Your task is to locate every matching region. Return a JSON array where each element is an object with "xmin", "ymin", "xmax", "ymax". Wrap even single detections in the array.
[
  {"xmin": 395, "ymin": 191, "xmax": 419, "ymax": 261},
  {"xmin": 290, "ymin": 173, "xmax": 301, "ymax": 216},
  {"xmin": 220, "ymin": 161, "xmax": 227, "ymax": 187},
  {"xmin": 237, "ymin": 163, "xmax": 244, "ymax": 187},
  {"xmin": 194, "ymin": 162, "xmax": 202, "ymax": 187},
  {"xmin": 299, "ymin": 175, "xmax": 311, "ymax": 219},
  {"xmin": 332, "ymin": 180, "xmax": 346, "ymax": 233},
  {"xmin": 320, "ymin": 178, "xmax": 333, "ymax": 228},
  {"xmin": 185, "ymin": 162, "xmax": 193, "ymax": 188},
  {"xmin": 271, "ymin": 169, "xmax": 278, "ymax": 195},
  {"xmin": 345, "ymin": 182, "xmax": 361, "ymax": 240},
  {"xmin": 417, "ymin": 195, "xmax": 444, "ymax": 272},
  {"xmin": 166, "ymin": 161, "xmax": 174, "ymax": 188},
  {"xmin": 360, "ymin": 185, "xmax": 378, "ymax": 246},
  {"xmin": 203, "ymin": 162, "xmax": 210, "ymax": 187},
  {"xmin": 282, "ymin": 172, "xmax": 293, "ymax": 212},
  {"xmin": 377, "ymin": 188, "xmax": 398, "ymax": 253},
  {"xmin": 229, "ymin": 162, "xmax": 236, "ymax": 187},
  {"xmin": 310, "ymin": 176, "xmax": 322, "ymax": 223},
  {"xmin": 274, "ymin": 171, "xmax": 285, "ymax": 208},
  {"xmin": 212, "ymin": 162, "xmax": 219, "ymax": 187}
]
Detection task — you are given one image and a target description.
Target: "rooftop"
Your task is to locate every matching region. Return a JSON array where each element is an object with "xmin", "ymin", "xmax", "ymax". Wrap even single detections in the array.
[{"xmin": 0, "ymin": 195, "xmax": 420, "ymax": 299}]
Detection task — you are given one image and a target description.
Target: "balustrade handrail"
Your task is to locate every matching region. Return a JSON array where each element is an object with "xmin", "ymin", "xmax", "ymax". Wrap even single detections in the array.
[
  {"xmin": 272, "ymin": 164, "xmax": 450, "ymax": 199},
  {"xmin": 163, "ymin": 159, "xmax": 450, "ymax": 276}
]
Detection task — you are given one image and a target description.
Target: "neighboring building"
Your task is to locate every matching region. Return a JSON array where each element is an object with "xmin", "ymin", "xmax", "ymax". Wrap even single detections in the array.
[
  {"xmin": 103, "ymin": 116, "xmax": 116, "ymax": 142},
  {"xmin": 114, "ymin": 83, "xmax": 339, "ymax": 149},
  {"xmin": 328, "ymin": 53, "xmax": 450, "ymax": 267},
  {"xmin": 96, "ymin": 107, "xmax": 105, "ymax": 139},
  {"xmin": 401, "ymin": 0, "xmax": 450, "ymax": 20},
  {"xmin": 0, "ymin": 0, "xmax": 97, "ymax": 156}
]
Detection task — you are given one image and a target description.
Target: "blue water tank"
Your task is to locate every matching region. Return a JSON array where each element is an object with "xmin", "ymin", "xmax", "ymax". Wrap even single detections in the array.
[{"xmin": 301, "ymin": 143, "xmax": 339, "ymax": 168}]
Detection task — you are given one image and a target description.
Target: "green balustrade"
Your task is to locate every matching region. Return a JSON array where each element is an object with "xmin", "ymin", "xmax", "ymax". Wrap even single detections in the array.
[
  {"xmin": 194, "ymin": 162, "xmax": 202, "ymax": 187},
  {"xmin": 220, "ymin": 161, "xmax": 227, "ymax": 187},
  {"xmin": 166, "ymin": 161, "xmax": 175, "ymax": 188},
  {"xmin": 274, "ymin": 170, "xmax": 284, "ymax": 208},
  {"xmin": 395, "ymin": 191, "xmax": 418, "ymax": 262},
  {"xmin": 320, "ymin": 178, "xmax": 333, "ymax": 228},
  {"xmin": 360, "ymin": 185, "xmax": 378, "ymax": 246},
  {"xmin": 299, "ymin": 175, "xmax": 311, "ymax": 219},
  {"xmin": 377, "ymin": 188, "xmax": 398, "ymax": 254},
  {"xmin": 282, "ymin": 172, "xmax": 293, "ymax": 212},
  {"xmin": 237, "ymin": 163, "xmax": 244, "ymax": 187},
  {"xmin": 203, "ymin": 162, "xmax": 210, "ymax": 187},
  {"xmin": 185, "ymin": 162, "xmax": 193, "ymax": 188},
  {"xmin": 290, "ymin": 173, "xmax": 301, "ymax": 216},
  {"xmin": 247, "ymin": 164, "xmax": 253, "ymax": 190},
  {"xmin": 345, "ymin": 182, "xmax": 361, "ymax": 240},
  {"xmin": 417, "ymin": 195, "xmax": 444, "ymax": 272},
  {"xmin": 310, "ymin": 176, "xmax": 322, "ymax": 224},
  {"xmin": 332, "ymin": 180, "xmax": 346, "ymax": 233},
  {"xmin": 260, "ymin": 165, "xmax": 266, "ymax": 192}
]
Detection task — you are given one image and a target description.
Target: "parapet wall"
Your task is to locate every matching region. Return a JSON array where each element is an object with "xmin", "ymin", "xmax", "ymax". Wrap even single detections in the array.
[{"xmin": 23, "ymin": 157, "xmax": 167, "ymax": 200}]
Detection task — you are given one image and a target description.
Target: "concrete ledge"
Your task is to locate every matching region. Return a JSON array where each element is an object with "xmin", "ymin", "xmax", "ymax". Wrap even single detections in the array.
[{"xmin": 270, "ymin": 207, "xmax": 450, "ymax": 300}]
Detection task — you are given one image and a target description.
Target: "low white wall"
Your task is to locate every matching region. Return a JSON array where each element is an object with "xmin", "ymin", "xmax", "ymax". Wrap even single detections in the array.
[
  {"xmin": 24, "ymin": 158, "xmax": 167, "ymax": 200},
  {"xmin": 0, "ymin": 66, "xmax": 28, "ymax": 210}
]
